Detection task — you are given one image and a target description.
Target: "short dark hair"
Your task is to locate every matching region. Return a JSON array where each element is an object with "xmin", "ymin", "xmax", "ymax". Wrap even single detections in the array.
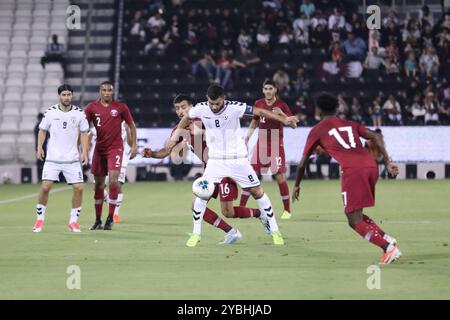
[
  {"xmin": 99, "ymin": 81, "xmax": 113, "ymax": 89},
  {"xmin": 262, "ymin": 79, "xmax": 277, "ymax": 89},
  {"xmin": 57, "ymin": 84, "xmax": 73, "ymax": 94},
  {"xmin": 316, "ymin": 93, "xmax": 338, "ymax": 115},
  {"xmin": 206, "ymin": 84, "xmax": 224, "ymax": 100},
  {"xmin": 173, "ymin": 94, "xmax": 193, "ymax": 105}
]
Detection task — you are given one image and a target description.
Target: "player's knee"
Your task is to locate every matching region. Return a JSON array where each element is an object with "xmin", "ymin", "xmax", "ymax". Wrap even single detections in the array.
[
  {"xmin": 222, "ymin": 207, "xmax": 234, "ymax": 218},
  {"xmin": 73, "ymin": 184, "xmax": 83, "ymax": 193},
  {"xmin": 41, "ymin": 184, "xmax": 52, "ymax": 193},
  {"xmin": 249, "ymin": 187, "xmax": 264, "ymax": 199}
]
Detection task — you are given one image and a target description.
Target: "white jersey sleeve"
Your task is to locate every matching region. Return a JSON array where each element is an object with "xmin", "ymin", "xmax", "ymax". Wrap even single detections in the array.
[{"xmin": 39, "ymin": 110, "xmax": 52, "ymax": 131}]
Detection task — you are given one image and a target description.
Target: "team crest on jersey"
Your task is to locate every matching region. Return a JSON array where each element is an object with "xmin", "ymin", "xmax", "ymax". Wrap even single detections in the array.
[
  {"xmin": 110, "ymin": 109, "xmax": 118, "ymax": 117},
  {"xmin": 70, "ymin": 117, "xmax": 77, "ymax": 125},
  {"xmin": 223, "ymin": 114, "xmax": 228, "ymax": 120}
]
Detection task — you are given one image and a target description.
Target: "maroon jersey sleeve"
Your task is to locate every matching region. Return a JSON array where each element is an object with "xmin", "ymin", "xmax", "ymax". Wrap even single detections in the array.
[
  {"xmin": 84, "ymin": 104, "xmax": 93, "ymax": 124},
  {"xmin": 252, "ymin": 101, "xmax": 260, "ymax": 121},
  {"xmin": 121, "ymin": 104, "xmax": 134, "ymax": 125},
  {"xmin": 280, "ymin": 101, "xmax": 293, "ymax": 117},
  {"xmin": 302, "ymin": 128, "xmax": 320, "ymax": 157}
]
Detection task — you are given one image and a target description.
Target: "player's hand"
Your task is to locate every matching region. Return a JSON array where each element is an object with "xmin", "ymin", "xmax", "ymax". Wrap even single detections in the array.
[
  {"xmin": 292, "ymin": 185, "xmax": 301, "ymax": 203},
  {"xmin": 36, "ymin": 147, "xmax": 45, "ymax": 161},
  {"xmin": 81, "ymin": 153, "xmax": 89, "ymax": 166},
  {"xmin": 130, "ymin": 145, "xmax": 138, "ymax": 160},
  {"xmin": 387, "ymin": 162, "xmax": 399, "ymax": 177},
  {"xmin": 285, "ymin": 116, "xmax": 299, "ymax": 129},
  {"xmin": 142, "ymin": 147, "xmax": 153, "ymax": 158}
]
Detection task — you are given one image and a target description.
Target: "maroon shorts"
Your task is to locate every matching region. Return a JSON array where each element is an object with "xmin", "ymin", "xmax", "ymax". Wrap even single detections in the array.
[
  {"xmin": 91, "ymin": 148, "xmax": 123, "ymax": 177},
  {"xmin": 211, "ymin": 177, "xmax": 239, "ymax": 202},
  {"xmin": 341, "ymin": 166, "xmax": 379, "ymax": 214},
  {"xmin": 251, "ymin": 144, "xmax": 286, "ymax": 174}
]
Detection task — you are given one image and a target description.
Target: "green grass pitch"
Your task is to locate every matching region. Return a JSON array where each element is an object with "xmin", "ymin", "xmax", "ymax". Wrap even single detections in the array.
[{"xmin": 0, "ymin": 179, "xmax": 449, "ymax": 299}]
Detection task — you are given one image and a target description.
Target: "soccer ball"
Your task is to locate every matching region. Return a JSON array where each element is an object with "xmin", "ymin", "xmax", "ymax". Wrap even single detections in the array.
[{"xmin": 192, "ymin": 177, "xmax": 215, "ymax": 200}]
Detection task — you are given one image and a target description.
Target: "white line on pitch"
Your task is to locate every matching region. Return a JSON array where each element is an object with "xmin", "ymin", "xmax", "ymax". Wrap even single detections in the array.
[{"xmin": 0, "ymin": 186, "xmax": 72, "ymax": 205}]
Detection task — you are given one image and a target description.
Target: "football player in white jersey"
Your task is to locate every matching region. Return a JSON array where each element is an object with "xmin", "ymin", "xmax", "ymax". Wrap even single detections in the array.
[
  {"xmin": 88, "ymin": 122, "xmax": 132, "ymax": 223},
  {"xmin": 33, "ymin": 84, "xmax": 90, "ymax": 233},
  {"xmin": 169, "ymin": 85, "xmax": 299, "ymax": 246}
]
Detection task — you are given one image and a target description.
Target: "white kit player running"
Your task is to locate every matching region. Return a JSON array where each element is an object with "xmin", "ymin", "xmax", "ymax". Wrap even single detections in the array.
[
  {"xmin": 169, "ymin": 85, "xmax": 298, "ymax": 245},
  {"xmin": 89, "ymin": 121, "xmax": 132, "ymax": 223},
  {"xmin": 33, "ymin": 84, "xmax": 90, "ymax": 233}
]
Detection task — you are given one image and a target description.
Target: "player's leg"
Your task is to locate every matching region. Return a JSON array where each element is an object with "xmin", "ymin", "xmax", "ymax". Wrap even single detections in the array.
[
  {"xmin": 33, "ymin": 161, "xmax": 59, "ymax": 232},
  {"xmin": 113, "ymin": 167, "xmax": 127, "ymax": 223},
  {"xmin": 239, "ymin": 152, "xmax": 259, "ymax": 207},
  {"xmin": 274, "ymin": 172, "xmax": 291, "ymax": 220},
  {"xmin": 63, "ymin": 162, "xmax": 84, "ymax": 232},
  {"xmin": 33, "ymin": 180, "xmax": 54, "ymax": 232},
  {"xmin": 91, "ymin": 151, "xmax": 108, "ymax": 229},
  {"xmin": 217, "ymin": 200, "xmax": 242, "ymax": 244},
  {"xmin": 220, "ymin": 179, "xmax": 261, "ymax": 219},
  {"xmin": 91, "ymin": 175, "xmax": 106, "ymax": 230},
  {"xmin": 68, "ymin": 183, "xmax": 83, "ymax": 232},
  {"xmin": 104, "ymin": 169, "xmax": 120, "ymax": 230}
]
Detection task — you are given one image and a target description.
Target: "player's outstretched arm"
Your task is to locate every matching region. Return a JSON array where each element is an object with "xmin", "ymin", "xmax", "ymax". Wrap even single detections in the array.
[
  {"xmin": 253, "ymin": 108, "xmax": 298, "ymax": 128},
  {"xmin": 167, "ymin": 114, "xmax": 191, "ymax": 149},
  {"xmin": 364, "ymin": 130, "xmax": 399, "ymax": 177},
  {"xmin": 292, "ymin": 155, "xmax": 309, "ymax": 203},
  {"xmin": 36, "ymin": 129, "xmax": 47, "ymax": 161}
]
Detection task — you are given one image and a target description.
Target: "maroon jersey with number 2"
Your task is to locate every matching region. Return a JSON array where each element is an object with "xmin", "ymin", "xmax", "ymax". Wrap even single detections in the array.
[{"xmin": 85, "ymin": 100, "xmax": 134, "ymax": 176}]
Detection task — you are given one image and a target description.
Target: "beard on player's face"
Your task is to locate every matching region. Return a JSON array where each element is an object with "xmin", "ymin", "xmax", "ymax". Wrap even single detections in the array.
[{"xmin": 207, "ymin": 97, "xmax": 224, "ymax": 112}]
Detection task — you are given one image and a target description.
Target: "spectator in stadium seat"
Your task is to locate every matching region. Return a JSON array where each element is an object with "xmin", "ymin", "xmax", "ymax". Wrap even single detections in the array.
[
  {"xmin": 347, "ymin": 12, "xmax": 365, "ymax": 38},
  {"xmin": 336, "ymin": 94, "xmax": 349, "ymax": 119},
  {"xmin": 310, "ymin": 22, "xmax": 328, "ymax": 48},
  {"xmin": 408, "ymin": 94, "xmax": 426, "ymax": 125},
  {"xmin": 364, "ymin": 46, "xmax": 383, "ymax": 78},
  {"xmin": 350, "ymin": 97, "xmax": 363, "ymax": 123},
  {"xmin": 368, "ymin": 97, "xmax": 383, "ymax": 127},
  {"xmin": 214, "ymin": 49, "xmax": 234, "ymax": 89},
  {"xmin": 147, "ymin": 10, "xmax": 166, "ymax": 31},
  {"xmin": 233, "ymin": 47, "xmax": 261, "ymax": 79},
  {"xmin": 331, "ymin": 41, "xmax": 344, "ymax": 62},
  {"xmin": 272, "ymin": 68, "xmax": 290, "ymax": 94},
  {"xmin": 341, "ymin": 32, "xmax": 366, "ymax": 62},
  {"xmin": 439, "ymin": 98, "xmax": 450, "ymax": 125},
  {"xmin": 383, "ymin": 94, "xmax": 403, "ymax": 125},
  {"xmin": 294, "ymin": 94, "xmax": 309, "ymax": 125},
  {"xmin": 292, "ymin": 67, "xmax": 310, "ymax": 95},
  {"xmin": 383, "ymin": 57, "xmax": 401, "ymax": 75},
  {"xmin": 419, "ymin": 47, "xmax": 440, "ymax": 80},
  {"xmin": 237, "ymin": 28, "xmax": 253, "ymax": 49},
  {"xmin": 424, "ymin": 91, "xmax": 440, "ymax": 125},
  {"xmin": 191, "ymin": 52, "xmax": 216, "ymax": 81},
  {"xmin": 328, "ymin": 8, "xmax": 345, "ymax": 30},
  {"xmin": 278, "ymin": 26, "xmax": 294, "ymax": 50},
  {"xmin": 292, "ymin": 13, "xmax": 310, "ymax": 47},
  {"xmin": 310, "ymin": 10, "xmax": 327, "ymax": 29},
  {"xmin": 382, "ymin": 8, "xmax": 399, "ymax": 27},
  {"xmin": 404, "ymin": 51, "xmax": 418, "ymax": 78},
  {"xmin": 256, "ymin": 23, "xmax": 271, "ymax": 57},
  {"xmin": 300, "ymin": 0, "xmax": 315, "ymax": 18},
  {"xmin": 130, "ymin": 12, "xmax": 146, "ymax": 41},
  {"xmin": 40, "ymin": 34, "xmax": 66, "ymax": 76},
  {"xmin": 322, "ymin": 54, "xmax": 342, "ymax": 78}
]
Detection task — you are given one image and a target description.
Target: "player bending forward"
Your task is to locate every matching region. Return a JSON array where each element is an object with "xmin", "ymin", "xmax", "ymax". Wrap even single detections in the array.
[
  {"xmin": 84, "ymin": 81, "xmax": 137, "ymax": 230},
  {"xmin": 33, "ymin": 84, "xmax": 89, "ymax": 233},
  {"xmin": 142, "ymin": 94, "xmax": 265, "ymax": 246},
  {"xmin": 292, "ymin": 94, "xmax": 401, "ymax": 264},
  {"xmin": 169, "ymin": 85, "xmax": 299, "ymax": 246}
]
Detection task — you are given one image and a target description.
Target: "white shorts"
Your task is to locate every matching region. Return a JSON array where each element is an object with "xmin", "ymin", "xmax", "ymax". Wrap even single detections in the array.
[
  {"xmin": 119, "ymin": 148, "xmax": 131, "ymax": 184},
  {"xmin": 42, "ymin": 161, "xmax": 84, "ymax": 184},
  {"xmin": 203, "ymin": 158, "xmax": 260, "ymax": 189}
]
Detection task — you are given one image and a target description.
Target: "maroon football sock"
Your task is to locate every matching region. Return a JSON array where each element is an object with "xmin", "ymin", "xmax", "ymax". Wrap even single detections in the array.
[
  {"xmin": 94, "ymin": 187, "xmax": 104, "ymax": 220},
  {"xmin": 239, "ymin": 191, "xmax": 251, "ymax": 206},
  {"xmin": 203, "ymin": 208, "xmax": 232, "ymax": 233},
  {"xmin": 278, "ymin": 181, "xmax": 290, "ymax": 213},
  {"xmin": 233, "ymin": 206, "xmax": 260, "ymax": 218},
  {"xmin": 363, "ymin": 214, "xmax": 385, "ymax": 237},
  {"xmin": 354, "ymin": 220, "xmax": 390, "ymax": 252},
  {"xmin": 108, "ymin": 184, "xmax": 119, "ymax": 218}
]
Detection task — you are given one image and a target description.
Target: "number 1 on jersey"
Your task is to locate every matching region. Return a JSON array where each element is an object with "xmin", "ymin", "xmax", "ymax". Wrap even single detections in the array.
[{"xmin": 328, "ymin": 126, "xmax": 356, "ymax": 149}]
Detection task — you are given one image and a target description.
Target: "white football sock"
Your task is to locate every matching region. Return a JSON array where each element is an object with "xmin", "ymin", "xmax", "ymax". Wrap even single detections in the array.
[
  {"xmin": 192, "ymin": 197, "xmax": 208, "ymax": 235},
  {"xmin": 36, "ymin": 204, "xmax": 46, "ymax": 221},
  {"xmin": 70, "ymin": 207, "xmax": 81, "ymax": 223},
  {"xmin": 255, "ymin": 193, "xmax": 279, "ymax": 233},
  {"xmin": 114, "ymin": 193, "xmax": 123, "ymax": 216}
]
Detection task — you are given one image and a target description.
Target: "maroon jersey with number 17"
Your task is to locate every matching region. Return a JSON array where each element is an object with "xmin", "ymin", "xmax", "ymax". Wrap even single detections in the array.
[
  {"xmin": 85, "ymin": 100, "xmax": 134, "ymax": 152},
  {"xmin": 302, "ymin": 117, "xmax": 376, "ymax": 170}
]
